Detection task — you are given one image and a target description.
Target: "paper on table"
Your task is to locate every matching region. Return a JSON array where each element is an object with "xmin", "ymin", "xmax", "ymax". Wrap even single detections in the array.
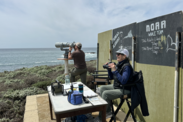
[
  {"xmin": 83, "ymin": 90, "xmax": 98, "ymax": 98},
  {"xmin": 63, "ymin": 84, "xmax": 71, "ymax": 90},
  {"xmin": 88, "ymin": 97, "xmax": 102, "ymax": 105}
]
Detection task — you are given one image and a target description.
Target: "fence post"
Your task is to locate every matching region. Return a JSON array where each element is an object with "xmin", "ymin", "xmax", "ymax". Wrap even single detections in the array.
[
  {"xmin": 173, "ymin": 32, "xmax": 180, "ymax": 122},
  {"xmin": 132, "ymin": 37, "xmax": 135, "ymax": 69},
  {"xmin": 109, "ymin": 40, "xmax": 112, "ymax": 62},
  {"xmin": 96, "ymin": 43, "xmax": 99, "ymax": 73}
]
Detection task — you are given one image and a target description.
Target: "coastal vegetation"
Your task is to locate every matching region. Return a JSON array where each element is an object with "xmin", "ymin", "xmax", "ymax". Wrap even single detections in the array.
[{"xmin": 0, "ymin": 60, "xmax": 96, "ymax": 122}]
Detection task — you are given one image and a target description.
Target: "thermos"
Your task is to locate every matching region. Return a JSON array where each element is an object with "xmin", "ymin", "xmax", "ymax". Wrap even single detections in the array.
[{"xmin": 78, "ymin": 84, "xmax": 83, "ymax": 93}]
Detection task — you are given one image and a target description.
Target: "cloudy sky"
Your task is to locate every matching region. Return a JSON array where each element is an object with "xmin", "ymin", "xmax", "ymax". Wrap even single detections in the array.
[{"xmin": 0, "ymin": 0, "xmax": 182, "ymax": 48}]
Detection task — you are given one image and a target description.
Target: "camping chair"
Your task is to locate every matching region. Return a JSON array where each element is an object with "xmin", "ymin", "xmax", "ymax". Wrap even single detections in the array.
[
  {"xmin": 110, "ymin": 83, "xmax": 137, "ymax": 122},
  {"xmin": 92, "ymin": 70, "xmax": 111, "ymax": 92}
]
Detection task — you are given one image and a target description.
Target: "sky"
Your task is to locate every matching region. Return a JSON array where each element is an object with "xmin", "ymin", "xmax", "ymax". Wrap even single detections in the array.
[{"xmin": 0, "ymin": 0, "xmax": 183, "ymax": 48}]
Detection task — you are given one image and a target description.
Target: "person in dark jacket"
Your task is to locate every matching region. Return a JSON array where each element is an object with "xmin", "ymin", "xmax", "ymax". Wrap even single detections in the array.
[{"xmin": 92, "ymin": 48, "xmax": 133, "ymax": 122}]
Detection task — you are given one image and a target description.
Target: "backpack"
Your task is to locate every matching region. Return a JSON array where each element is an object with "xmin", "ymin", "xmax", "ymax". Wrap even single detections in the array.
[
  {"xmin": 67, "ymin": 90, "xmax": 83, "ymax": 105},
  {"xmin": 51, "ymin": 80, "xmax": 64, "ymax": 95}
]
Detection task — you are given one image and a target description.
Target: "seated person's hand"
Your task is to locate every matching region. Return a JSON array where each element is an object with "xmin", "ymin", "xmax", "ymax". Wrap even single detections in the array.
[
  {"xmin": 108, "ymin": 63, "xmax": 116, "ymax": 71},
  {"xmin": 104, "ymin": 62, "xmax": 108, "ymax": 65}
]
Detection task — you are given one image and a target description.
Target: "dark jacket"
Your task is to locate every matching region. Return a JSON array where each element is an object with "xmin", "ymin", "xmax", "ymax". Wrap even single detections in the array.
[
  {"xmin": 131, "ymin": 71, "xmax": 149, "ymax": 116},
  {"xmin": 112, "ymin": 59, "xmax": 133, "ymax": 90},
  {"xmin": 107, "ymin": 60, "xmax": 132, "ymax": 85}
]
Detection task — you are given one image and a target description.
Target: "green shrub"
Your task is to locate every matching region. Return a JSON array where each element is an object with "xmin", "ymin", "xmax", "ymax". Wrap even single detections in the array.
[
  {"xmin": 23, "ymin": 74, "xmax": 48, "ymax": 86},
  {"xmin": 3, "ymin": 71, "xmax": 9, "ymax": 74},
  {"xmin": 0, "ymin": 82, "xmax": 8, "ymax": 92},
  {"xmin": 0, "ymin": 72, "xmax": 5, "ymax": 77},
  {"xmin": 36, "ymin": 65, "xmax": 53, "ymax": 76},
  {"xmin": 13, "ymin": 71, "xmax": 25, "ymax": 77},
  {"xmin": 16, "ymin": 67, "xmax": 27, "ymax": 71},
  {"xmin": 4, "ymin": 79, "xmax": 22, "ymax": 85},
  {"xmin": 4, "ymin": 71, "xmax": 25, "ymax": 79},
  {"xmin": 0, "ymin": 78, "xmax": 6, "ymax": 83},
  {"xmin": 0, "ymin": 99, "xmax": 24, "ymax": 121},
  {"xmin": 56, "ymin": 74, "xmax": 65, "ymax": 83},
  {"xmin": 32, "ymin": 81, "xmax": 52, "ymax": 90},
  {"xmin": 52, "ymin": 65, "xmax": 64, "ymax": 72},
  {"xmin": 3, "ymin": 87, "xmax": 46, "ymax": 100},
  {"xmin": 87, "ymin": 64, "xmax": 96, "ymax": 74},
  {"xmin": 26, "ymin": 65, "xmax": 52, "ymax": 74},
  {"xmin": 0, "ymin": 99, "xmax": 12, "ymax": 113},
  {"xmin": 0, "ymin": 118, "xmax": 10, "ymax": 122},
  {"xmin": 37, "ymin": 69, "xmax": 51, "ymax": 76},
  {"xmin": 5, "ymin": 72, "xmax": 15, "ymax": 78},
  {"xmin": 12, "ymin": 100, "xmax": 23, "ymax": 115}
]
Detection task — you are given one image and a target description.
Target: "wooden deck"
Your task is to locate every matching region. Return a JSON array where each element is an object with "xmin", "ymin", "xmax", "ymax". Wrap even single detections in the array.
[{"xmin": 24, "ymin": 93, "xmax": 134, "ymax": 122}]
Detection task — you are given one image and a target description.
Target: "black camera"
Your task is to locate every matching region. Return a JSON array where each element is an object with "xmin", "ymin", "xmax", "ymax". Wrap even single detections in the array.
[{"xmin": 103, "ymin": 62, "xmax": 116, "ymax": 69}]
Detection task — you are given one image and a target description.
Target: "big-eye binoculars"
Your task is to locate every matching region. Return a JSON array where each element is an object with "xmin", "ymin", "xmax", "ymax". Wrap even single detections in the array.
[
  {"xmin": 55, "ymin": 42, "xmax": 75, "ymax": 58},
  {"xmin": 103, "ymin": 62, "xmax": 116, "ymax": 70}
]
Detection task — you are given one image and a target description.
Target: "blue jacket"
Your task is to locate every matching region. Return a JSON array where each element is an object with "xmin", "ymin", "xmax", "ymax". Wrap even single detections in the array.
[{"xmin": 108, "ymin": 60, "xmax": 132, "ymax": 85}]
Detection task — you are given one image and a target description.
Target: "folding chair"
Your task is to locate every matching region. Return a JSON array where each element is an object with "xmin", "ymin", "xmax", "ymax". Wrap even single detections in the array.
[
  {"xmin": 110, "ymin": 83, "xmax": 137, "ymax": 122},
  {"xmin": 92, "ymin": 70, "xmax": 111, "ymax": 92}
]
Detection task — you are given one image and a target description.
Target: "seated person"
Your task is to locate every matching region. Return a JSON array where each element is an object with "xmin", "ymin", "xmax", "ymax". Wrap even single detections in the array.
[{"xmin": 93, "ymin": 48, "xmax": 133, "ymax": 122}]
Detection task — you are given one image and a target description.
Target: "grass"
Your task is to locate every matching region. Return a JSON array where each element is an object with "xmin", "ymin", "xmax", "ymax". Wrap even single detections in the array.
[{"xmin": 0, "ymin": 60, "xmax": 96, "ymax": 122}]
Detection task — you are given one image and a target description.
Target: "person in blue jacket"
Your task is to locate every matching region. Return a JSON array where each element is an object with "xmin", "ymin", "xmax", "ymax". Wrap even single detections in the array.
[{"xmin": 93, "ymin": 48, "xmax": 133, "ymax": 122}]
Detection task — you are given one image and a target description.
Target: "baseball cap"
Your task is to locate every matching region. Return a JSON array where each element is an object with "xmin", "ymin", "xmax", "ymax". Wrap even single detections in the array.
[
  {"xmin": 75, "ymin": 42, "xmax": 82, "ymax": 48},
  {"xmin": 116, "ymin": 49, "xmax": 129, "ymax": 57}
]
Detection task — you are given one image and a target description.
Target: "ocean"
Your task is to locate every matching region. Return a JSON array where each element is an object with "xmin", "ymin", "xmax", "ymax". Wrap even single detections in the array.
[{"xmin": 0, "ymin": 48, "xmax": 97, "ymax": 72}]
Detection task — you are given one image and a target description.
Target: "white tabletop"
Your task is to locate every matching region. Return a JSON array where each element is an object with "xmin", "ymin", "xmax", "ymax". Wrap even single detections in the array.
[{"xmin": 47, "ymin": 82, "xmax": 107, "ymax": 114}]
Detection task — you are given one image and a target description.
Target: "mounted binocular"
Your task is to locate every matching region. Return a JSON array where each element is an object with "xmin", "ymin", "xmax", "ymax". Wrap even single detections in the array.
[
  {"xmin": 55, "ymin": 42, "xmax": 75, "ymax": 58},
  {"xmin": 55, "ymin": 42, "xmax": 76, "ymax": 49}
]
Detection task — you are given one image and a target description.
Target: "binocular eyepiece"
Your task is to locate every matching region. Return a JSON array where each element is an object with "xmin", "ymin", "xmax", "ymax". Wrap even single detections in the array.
[{"xmin": 103, "ymin": 62, "xmax": 116, "ymax": 69}]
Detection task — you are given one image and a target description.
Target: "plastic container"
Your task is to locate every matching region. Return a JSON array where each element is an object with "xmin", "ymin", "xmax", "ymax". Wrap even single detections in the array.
[{"xmin": 65, "ymin": 75, "xmax": 70, "ymax": 85}]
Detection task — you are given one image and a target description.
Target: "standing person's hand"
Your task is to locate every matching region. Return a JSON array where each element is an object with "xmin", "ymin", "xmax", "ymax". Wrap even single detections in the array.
[
  {"xmin": 69, "ymin": 46, "xmax": 72, "ymax": 51},
  {"xmin": 68, "ymin": 46, "xmax": 72, "ymax": 59},
  {"xmin": 108, "ymin": 63, "xmax": 116, "ymax": 71}
]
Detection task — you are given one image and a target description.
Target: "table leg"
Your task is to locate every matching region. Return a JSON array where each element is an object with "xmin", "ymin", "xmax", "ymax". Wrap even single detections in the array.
[
  {"xmin": 48, "ymin": 94, "xmax": 53, "ymax": 120},
  {"xmin": 56, "ymin": 114, "xmax": 61, "ymax": 122},
  {"xmin": 101, "ymin": 105, "xmax": 106, "ymax": 122}
]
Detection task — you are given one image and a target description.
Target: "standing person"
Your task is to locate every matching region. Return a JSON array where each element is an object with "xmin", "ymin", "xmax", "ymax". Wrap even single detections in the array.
[
  {"xmin": 92, "ymin": 48, "xmax": 133, "ymax": 122},
  {"xmin": 68, "ymin": 42, "xmax": 87, "ymax": 85}
]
